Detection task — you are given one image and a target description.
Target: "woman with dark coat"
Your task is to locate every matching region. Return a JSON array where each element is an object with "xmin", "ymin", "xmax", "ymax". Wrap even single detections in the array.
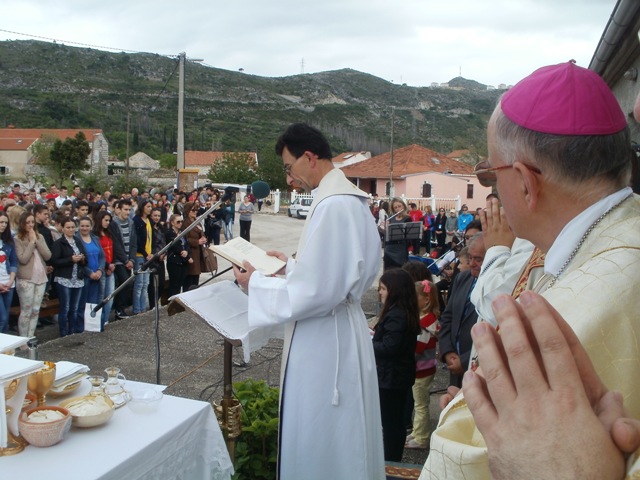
[
  {"xmin": 181, "ymin": 202, "xmax": 207, "ymax": 291},
  {"xmin": 165, "ymin": 214, "xmax": 192, "ymax": 298},
  {"xmin": 372, "ymin": 268, "xmax": 420, "ymax": 461},
  {"xmin": 50, "ymin": 216, "xmax": 88, "ymax": 337},
  {"xmin": 433, "ymin": 208, "xmax": 448, "ymax": 250}
]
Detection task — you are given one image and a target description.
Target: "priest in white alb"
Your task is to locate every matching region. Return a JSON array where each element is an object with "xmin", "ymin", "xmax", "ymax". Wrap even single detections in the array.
[{"xmin": 234, "ymin": 123, "xmax": 385, "ymax": 480}]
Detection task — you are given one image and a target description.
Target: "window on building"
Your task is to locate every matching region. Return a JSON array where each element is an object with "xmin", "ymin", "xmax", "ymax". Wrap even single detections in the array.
[{"xmin": 467, "ymin": 184, "xmax": 474, "ymax": 199}]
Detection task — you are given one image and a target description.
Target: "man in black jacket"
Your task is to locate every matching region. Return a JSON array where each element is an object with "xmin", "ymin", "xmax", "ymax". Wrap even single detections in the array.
[{"xmin": 438, "ymin": 232, "xmax": 485, "ymax": 387}]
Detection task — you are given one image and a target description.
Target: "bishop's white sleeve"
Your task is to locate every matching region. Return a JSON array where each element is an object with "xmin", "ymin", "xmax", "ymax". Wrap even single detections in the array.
[{"xmin": 470, "ymin": 238, "xmax": 535, "ymax": 325}]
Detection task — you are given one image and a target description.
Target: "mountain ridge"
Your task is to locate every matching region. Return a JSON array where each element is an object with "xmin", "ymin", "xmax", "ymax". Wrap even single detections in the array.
[{"xmin": 0, "ymin": 40, "xmax": 501, "ymax": 161}]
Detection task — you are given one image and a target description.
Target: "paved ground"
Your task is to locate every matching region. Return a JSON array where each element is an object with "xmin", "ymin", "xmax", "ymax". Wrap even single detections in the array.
[{"xmin": 16, "ymin": 211, "xmax": 448, "ymax": 468}]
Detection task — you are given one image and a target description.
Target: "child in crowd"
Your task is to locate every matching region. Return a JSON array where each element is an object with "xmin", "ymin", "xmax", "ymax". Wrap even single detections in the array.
[
  {"xmin": 406, "ymin": 279, "xmax": 440, "ymax": 449},
  {"xmin": 372, "ymin": 268, "xmax": 420, "ymax": 462}
]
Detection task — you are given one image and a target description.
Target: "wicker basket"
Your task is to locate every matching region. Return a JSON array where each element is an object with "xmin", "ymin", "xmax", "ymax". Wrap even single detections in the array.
[{"xmin": 18, "ymin": 406, "xmax": 72, "ymax": 447}]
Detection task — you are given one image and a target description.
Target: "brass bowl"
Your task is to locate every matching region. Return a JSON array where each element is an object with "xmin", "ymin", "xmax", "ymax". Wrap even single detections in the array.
[{"xmin": 59, "ymin": 395, "xmax": 115, "ymax": 428}]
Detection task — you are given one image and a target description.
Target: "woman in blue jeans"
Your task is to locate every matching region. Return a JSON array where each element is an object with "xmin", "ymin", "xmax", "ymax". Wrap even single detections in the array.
[
  {"xmin": 132, "ymin": 200, "xmax": 153, "ymax": 314},
  {"xmin": 0, "ymin": 212, "xmax": 17, "ymax": 333},
  {"xmin": 76, "ymin": 216, "xmax": 105, "ymax": 330},
  {"xmin": 50, "ymin": 216, "xmax": 87, "ymax": 337}
]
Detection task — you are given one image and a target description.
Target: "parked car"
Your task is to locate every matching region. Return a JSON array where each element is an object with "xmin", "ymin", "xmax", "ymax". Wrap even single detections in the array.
[{"xmin": 287, "ymin": 197, "xmax": 312, "ymax": 218}]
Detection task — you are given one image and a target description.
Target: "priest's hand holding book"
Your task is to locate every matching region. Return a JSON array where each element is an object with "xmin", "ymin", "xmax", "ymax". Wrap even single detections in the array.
[
  {"xmin": 233, "ymin": 250, "xmax": 288, "ymax": 289},
  {"xmin": 214, "ymin": 237, "xmax": 287, "ymax": 282}
]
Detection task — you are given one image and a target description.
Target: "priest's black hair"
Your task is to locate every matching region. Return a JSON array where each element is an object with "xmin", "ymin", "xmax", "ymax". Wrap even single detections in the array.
[{"xmin": 275, "ymin": 123, "xmax": 333, "ymax": 161}]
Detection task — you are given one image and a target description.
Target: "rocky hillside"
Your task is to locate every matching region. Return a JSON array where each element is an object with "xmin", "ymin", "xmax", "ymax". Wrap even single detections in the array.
[{"xmin": 0, "ymin": 40, "xmax": 502, "ymax": 160}]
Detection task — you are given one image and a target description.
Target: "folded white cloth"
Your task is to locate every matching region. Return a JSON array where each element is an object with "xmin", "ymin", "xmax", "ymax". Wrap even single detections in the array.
[
  {"xmin": 0, "ymin": 356, "xmax": 43, "ymax": 448},
  {"xmin": 0, "ymin": 333, "xmax": 29, "ymax": 353},
  {"xmin": 53, "ymin": 361, "xmax": 89, "ymax": 387}
]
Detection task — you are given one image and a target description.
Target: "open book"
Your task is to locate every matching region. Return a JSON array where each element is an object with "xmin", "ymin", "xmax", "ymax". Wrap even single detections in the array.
[{"xmin": 209, "ymin": 237, "xmax": 286, "ymax": 276}]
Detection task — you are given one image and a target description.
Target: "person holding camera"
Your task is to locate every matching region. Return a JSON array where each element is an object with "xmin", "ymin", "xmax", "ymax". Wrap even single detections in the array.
[
  {"xmin": 50, "ymin": 216, "xmax": 88, "ymax": 337},
  {"xmin": 15, "ymin": 211, "xmax": 52, "ymax": 337}
]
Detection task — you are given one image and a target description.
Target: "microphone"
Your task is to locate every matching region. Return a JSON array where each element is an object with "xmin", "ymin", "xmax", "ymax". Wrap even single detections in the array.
[{"xmin": 250, "ymin": 180, "xmax": 270, "ymax": 199}]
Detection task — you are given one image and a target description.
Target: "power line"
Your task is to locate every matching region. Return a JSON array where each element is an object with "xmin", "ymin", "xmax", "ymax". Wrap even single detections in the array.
[{"xmin": 0, "ymin": 27, "xmax": 174, "ymax": 57}]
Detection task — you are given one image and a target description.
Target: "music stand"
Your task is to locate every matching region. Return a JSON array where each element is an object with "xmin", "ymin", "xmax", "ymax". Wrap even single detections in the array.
[{"xmin": 386, "ymin": 221, "xmax": 422, "ymax": 244}]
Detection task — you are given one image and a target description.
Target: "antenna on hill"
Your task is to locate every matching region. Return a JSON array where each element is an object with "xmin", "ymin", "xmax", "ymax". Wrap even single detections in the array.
[
  {"xmin": 459, "ymin": 66, "xmax": 462, "ymax": 77},
  {"xmin": 301, "ymin": 58, "xmax": 305, "ymax": 74}
]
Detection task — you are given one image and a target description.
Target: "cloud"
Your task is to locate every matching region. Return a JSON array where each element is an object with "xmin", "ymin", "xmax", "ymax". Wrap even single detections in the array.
[{"xmin": 0, "ymin": 0, "xmax": 615, "ymax": 86}]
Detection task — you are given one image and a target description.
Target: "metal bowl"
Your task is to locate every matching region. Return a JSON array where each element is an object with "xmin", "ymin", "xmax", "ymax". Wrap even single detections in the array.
[{"xmin": 59, "ymin": 395, "xmax": 115, "ymax": 428}]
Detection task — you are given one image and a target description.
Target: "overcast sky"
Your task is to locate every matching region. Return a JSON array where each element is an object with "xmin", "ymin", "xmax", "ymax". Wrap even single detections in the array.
[{"xmin": 0, "ymin": 0, "xmax": 616, "ymax": 87}]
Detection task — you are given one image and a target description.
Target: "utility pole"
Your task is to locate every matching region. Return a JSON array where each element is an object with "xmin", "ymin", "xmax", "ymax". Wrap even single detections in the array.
[
  {"xmin": 176, "ymin": 52, "xmax": 203, "ymax": 189},
  {"xmin": 126, "ymin": 112, "xmax": 130, "ymax": 181},
  {"xmin": 389, "ymin": 107, "xmax": 395, "ymax": 198},
  {"xmin": 177, "ymin": 52, "xmax": 186, "ymax": 170}
]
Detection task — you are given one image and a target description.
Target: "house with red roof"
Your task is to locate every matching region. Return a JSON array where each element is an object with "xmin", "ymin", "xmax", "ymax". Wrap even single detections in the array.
[
  {"xmin": 185, "ymin": 150, "xmax": 258, "ymax": 177},
  {"xmin": 0, "ymin": 127, "xmax": 109, "ymax": 179},
  {"xmin": 332, "ymin": 151, "xmax": 371, "ymax": 168},
  {"xmin": 340, "ymin": 144, "xmax": 491, "ymax": 209}
]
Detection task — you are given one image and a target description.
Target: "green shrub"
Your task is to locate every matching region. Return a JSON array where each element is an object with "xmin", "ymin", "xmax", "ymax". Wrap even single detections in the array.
[{"xmin": 232, "ymin": 379, "xmax": 279, "ymax": 480}]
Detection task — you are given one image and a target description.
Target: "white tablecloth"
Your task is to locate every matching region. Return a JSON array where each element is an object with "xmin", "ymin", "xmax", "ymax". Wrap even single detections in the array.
[{"xmin": 2, "ymin": 380, "xmax": 233, "ymax": 480}]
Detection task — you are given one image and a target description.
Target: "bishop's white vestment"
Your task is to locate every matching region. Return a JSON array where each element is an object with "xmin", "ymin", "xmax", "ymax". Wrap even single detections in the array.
[
  {"xmin": 247, "ymin": 168, "xmax": 385, "ymax": 480},
  {"xmin": 420, "ymin": 192, "xmax": 640, "ymax": 480}
]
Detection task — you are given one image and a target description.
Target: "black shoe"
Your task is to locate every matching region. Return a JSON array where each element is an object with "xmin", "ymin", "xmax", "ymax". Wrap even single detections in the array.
[
  {"xmin": 41, "ymin": 317, "xmax": 56, "ymax": 326},
  {"xmin": 115, "ymin": 310, "xmax": 131, "ymax": 320}
]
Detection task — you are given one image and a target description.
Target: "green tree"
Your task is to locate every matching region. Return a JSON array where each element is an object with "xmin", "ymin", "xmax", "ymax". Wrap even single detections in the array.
[
  {"xmin": 109, "ymin": 172, "xmax": 148, "ymax": 198},
  {"xmin": 158, "ymin": 153, "xmax": 177, "ymax": 169},
  {"xmin": 207, "ymin": 152, "xmax": 258, "ymax": 184},
  {"xmin": 31, "ymin": 134, "xmax": 57, "ymax": 166},
  {"xmin": 47, "ymin": 132, "xmax": 91, "ymax": 185},
  {"xmin": 256, "ymin": 144, "xmax": 288, "ymax": 192}
]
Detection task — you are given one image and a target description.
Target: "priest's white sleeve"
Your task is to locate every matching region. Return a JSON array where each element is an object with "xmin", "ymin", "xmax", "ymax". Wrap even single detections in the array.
[{"xmin": 246, "ymin": 195, "xmax": 380, "ymax": 328}]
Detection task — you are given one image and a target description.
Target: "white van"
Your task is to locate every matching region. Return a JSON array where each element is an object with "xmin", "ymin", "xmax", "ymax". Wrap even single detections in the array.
[{"xmin": 287, "ymin": 197, "xmax": 312, "ymax": 218}]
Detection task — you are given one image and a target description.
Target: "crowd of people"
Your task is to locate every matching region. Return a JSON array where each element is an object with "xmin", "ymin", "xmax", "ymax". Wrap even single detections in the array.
[
  {"xmin": 372, "ymin": 197, "xmax": 483, "ymax": 262},
  {"xmin": 0, "ymin": 183, "xmax": 255, "ymax": 338}
]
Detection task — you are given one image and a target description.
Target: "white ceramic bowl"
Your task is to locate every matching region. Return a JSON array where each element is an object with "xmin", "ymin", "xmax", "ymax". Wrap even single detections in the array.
[
  {"xmin": 127, "ymin": 388, "xmax": 163, "ymax": 414},
  {"xmin": 19, "ymin": 406, "xmax": 72, "ymax": 447}
]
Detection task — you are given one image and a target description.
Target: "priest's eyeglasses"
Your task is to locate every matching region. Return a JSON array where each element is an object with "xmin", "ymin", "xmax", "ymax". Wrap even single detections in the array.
[{"xmin": 283, "ymin": 154, "xmax": 305, "ymax": 176}]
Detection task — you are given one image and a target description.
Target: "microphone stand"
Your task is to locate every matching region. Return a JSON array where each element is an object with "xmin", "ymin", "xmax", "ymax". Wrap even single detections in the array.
[{"xmin": 90, "ymin": 199, "xmax": 224, "ymax": 384}]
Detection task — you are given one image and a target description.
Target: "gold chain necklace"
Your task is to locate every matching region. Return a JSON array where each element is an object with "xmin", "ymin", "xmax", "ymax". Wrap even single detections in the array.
[{"xmin": 548, "ymin": 193, "xmax": 632, "ymax": 288}]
